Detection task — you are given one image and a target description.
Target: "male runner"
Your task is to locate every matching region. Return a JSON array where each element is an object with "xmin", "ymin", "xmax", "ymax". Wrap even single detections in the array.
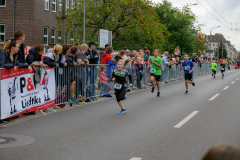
[
  {"xmin": 181, "ymin": 54, "xmax": 195, "ymax": 94},
  {"xmin": 148, "ymin": 49, "xmax": 162, "ymax": 97},
  {"xmin": 210, "ymin": 59, "xmax": 217, "ymax": 79},
  {"xmin": 220, "ymin": 60, "xmax": 226, "ymax": 79}
]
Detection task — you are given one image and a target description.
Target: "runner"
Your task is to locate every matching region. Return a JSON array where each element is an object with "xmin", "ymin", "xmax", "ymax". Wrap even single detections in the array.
[
  {"xmin": 210, "ymin": 59, "xmax": 217, "ymax": 79},
  {"xmin": 148, "ymin": 49, "xmax": 162, "ymax": 97},
  {"xmin": 111, "ymin": 60, "xmax": 132, "ymax": 114},
  {"xmin": 220, "ymin": 59, "xmax": 226, "ymax": 79},
  {"xmin": 181, "ymin": 54, "xmax": 195, "ymax": 94}
]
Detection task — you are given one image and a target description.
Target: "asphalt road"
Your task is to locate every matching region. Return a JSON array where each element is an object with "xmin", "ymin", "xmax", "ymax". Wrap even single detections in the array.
[{"xmin": 1, "ymin": 70, "xmax": 240, "ymax": 160}]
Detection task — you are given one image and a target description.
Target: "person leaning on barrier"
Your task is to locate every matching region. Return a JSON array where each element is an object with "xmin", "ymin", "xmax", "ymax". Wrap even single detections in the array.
[
  {"xmin": 77, "ymin": 43, "xmax": 89, "ymax": 66},
  {"xmin": 114, "ymin": 50, "xmax": 125, "ymax": 63},
  {"xmin": 44, "ymin": 44, "xmax": 63, "ymax": 67},
  {"xmin": 66, "ymin": 46, "xmax": 79, "ymax": 104},
  {"xmin": 1, "ymin": 40, "xmax": 32, "ymax": 72},
  {"xmin": 202, "ymin": 144, "xmax": 240, "ymax": 160},
  {"xmin": 26, "ymin": 43, "xmax": 46, "ymax": 86}
]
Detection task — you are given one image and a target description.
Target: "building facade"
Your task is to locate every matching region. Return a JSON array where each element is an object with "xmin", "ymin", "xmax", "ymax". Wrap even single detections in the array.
[{"xmin": 0, "ymin": 0, "xmax": 75, "ymax": 46}]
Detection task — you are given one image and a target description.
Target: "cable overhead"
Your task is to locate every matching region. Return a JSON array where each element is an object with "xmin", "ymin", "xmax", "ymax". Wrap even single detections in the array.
[
  {"xmin": 205, "ymin": 0, "xmax": 235, "ymax": 30},
  {"xmin": 195, "ymin": 0, "xmax": 231, "ymax": 30}
]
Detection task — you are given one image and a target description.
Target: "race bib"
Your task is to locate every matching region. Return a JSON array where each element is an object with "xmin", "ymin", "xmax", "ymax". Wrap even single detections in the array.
[
  {"xmin": 221, "ymin": 68, "xmax": 225, "ymax": 70},
  {"xmin": 114, "ymin": 83, "xmax": 122, "ymax": 90},
  {"xmin": 150, "ymin": 68, "xmax": 156, "ymax": 73},
  {"xmin": 184, "ymin": 66, "xmax": 190, "ymax": 70}
]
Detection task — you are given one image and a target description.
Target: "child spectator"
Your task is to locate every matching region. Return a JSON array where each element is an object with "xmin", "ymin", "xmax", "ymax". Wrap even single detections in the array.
[
  {"xmin": 44, "ymin": 44, "xmax": 63, "ymax": 67},
  {"xmin": 100, "ymin": 66, "xmax": 109, "ymax": 96},
  {"xmin": 134, "ymin": 56, "xmax": 143, "ymax": 89}
]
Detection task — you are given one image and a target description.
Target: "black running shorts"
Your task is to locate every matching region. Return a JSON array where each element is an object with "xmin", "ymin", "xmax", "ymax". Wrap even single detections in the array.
[
  {"xmin": 184, "ymin": 73, "xmax": 193, "ymax": 81},
  {"xmin": 150, "ymin": 73, "xmax": 161, "ymax": 81}
]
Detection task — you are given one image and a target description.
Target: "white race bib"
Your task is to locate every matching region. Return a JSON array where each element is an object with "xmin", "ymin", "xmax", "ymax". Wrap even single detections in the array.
[
  {"xmin": 114, "ymin": 83, "xmax": 122, "ymax": 90},
  {"xmin": 184, "ymin": 66, "xmax": 190, "ymax": 70},
  {"xmin": 221, "ymin": 68, "xmax": 225, "ymax": 70},
  {"xmin": 150, "ymin": 68, "xmax": 156, "ymax": 73}
]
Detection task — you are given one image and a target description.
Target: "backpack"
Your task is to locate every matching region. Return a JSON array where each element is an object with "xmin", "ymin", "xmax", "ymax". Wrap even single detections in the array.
[
  {"xmin": 55, "ymin": 93, "xmax": 66, "ymax": 108},
  {"xmin": 85, "ymin": 87, "xmax": 93, "ymax": 102}
]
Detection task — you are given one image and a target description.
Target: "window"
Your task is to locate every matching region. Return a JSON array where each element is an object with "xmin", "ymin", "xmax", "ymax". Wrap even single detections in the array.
[
  {"xmin": 66, "ymin": 0, "xmax": 69, "ymax": 10},
  {"xmin": 65, "ymin": 31, "xmax": 68, "ymax": 44},
  {"xmin": 0, "ymin": 24, "xmax": 5, "ymax": 43},
  {"xmin": 0, "ymin": 0, "xmax": 6, "ymax": 7},
  {"xmin": 59, "ymin": 0, "xmax": 62, "ymax": 11},
  {"xmin": 58, "ymin": 30, "xmax": 61, "ymax": 43},
  {"xmin": 51, "ymin": 28, "xmax": 55, "ymax": 43},
  {"xmin": 44, "ymin": 27, "xmax": 48, "ymax": 45},
  {"xmin": 71, "ymin": 0, "xmax": 75, "ymax": 9},
  {"xmin": 71, "ymin": 33, "xmax": 74, "ymax": 44},
  {"xmin": 52, "ymin": 0, "xmax": 56, "ymax": 12},
  {"xmin": 45, "ymin": 0, "xmax": 49, "ymax": 10}
]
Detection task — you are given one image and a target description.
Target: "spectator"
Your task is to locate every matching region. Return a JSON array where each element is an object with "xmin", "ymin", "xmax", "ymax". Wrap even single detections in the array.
[
  {"xmin": 134, "ymin": 56, "xmax": 143, "ymax": 89},
  {"xmin": 44, "ymin": 44, "xmax": 63, "ymax": 67},
  {"xmin": 56, "ymin": 44, "xmax": 70, "ymax": 98},
  {"xmin": 131, "ymin": 50, "xmax": 137, "ymax": 58},
  {"xmin": 76, "ymin": 43, "xmax": 89, "ymax": 98},
  {"xmin": 66, "ymin": 46, "xmax": 79, "ymax": 104},
  {"xmin": 77, "ymin": 43, "xmax": 89, "ymax": 66},
  {"xmin": 202, "ymin": 144, "xmax": 240, "ymax": 160},
  {"xmin": 26, "ymin": 43, "xmax": 46, "ymax": 85},
  {"xmin": 100, "ymin": 46, "xmax": 113, "ymax": 97},
  {"xmin": 124, "ymin": 47, "xmax": 128, "ymax": 51},
  {"xmin": 26, "ymin": 43, "xmax": 45, "ymax": 67},
  {"xmin": 100, "ymin": 66, "xmax": 109, "ymax": 96},
  {"xmin": 143, "ymin": 47, "xmax": 148, "ymax": 54},
  {"xmin": 144, "ymin": 50, "xmax": 150, "ymax": 63},
  {"xmin": 161, "ymin": 51, "xmax": 170, "ymax": 83},
  {"xmin": 122, "ymin": 50, "xmax": 131, "ymax": 62},
  {"xmin": 85, "ymin": 42, "xmax": 99, "ymax": 94},
  {"xmin": 13, "ymin": 31, "xmax": 26, "ymax": 63},
  {"xmin": 75, "ymin": 43, "xmax": 80, "ymax": 50},
  {"xmin": 114, "ymin": 50, "xmax": 125, "ymax": 62},
  {"xmin": 174, "ymin": 46, "xmax": 180, "ymax": 56},
  {"xmin": 1, "ymin": 40, "xmax": 32, "ymax": 72},
  {"xmin": 139, "ymin": 49, "xmax": 144, "ymax": 56}
]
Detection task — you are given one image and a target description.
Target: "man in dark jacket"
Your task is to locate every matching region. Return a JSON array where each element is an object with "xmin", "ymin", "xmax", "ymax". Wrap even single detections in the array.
[
  {"xmin": 85, "ymin": 42, "xmax": 99, "ymax": 96},
  {"xmin": 26, "ymin": 44, "xmax": 46, "ymax": 67},
  {"xmin": 13, "ymin": 31, "xmax": 26, "ymax": 63}
]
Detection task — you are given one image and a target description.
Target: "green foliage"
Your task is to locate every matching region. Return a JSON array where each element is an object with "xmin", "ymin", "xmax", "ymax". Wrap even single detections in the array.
[
  {"xmin": 214, "ymin": 41, "xmax": 228, "ymax": 59},
  {"xmin": 56, "ymin": 0, "xmax": 167, "ymax": 51},
  {"xmin": 197, "ymin": 34, "xmax": 208, "ymax": 54},
  {"xmin": 155, "ymin": 0, "xmax": 198, "ymax": 55}
]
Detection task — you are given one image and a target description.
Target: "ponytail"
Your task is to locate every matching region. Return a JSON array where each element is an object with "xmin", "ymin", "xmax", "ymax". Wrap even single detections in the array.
[{"xmin": 3, "ymin": 40, "xmax": 16, "ymax": 52}]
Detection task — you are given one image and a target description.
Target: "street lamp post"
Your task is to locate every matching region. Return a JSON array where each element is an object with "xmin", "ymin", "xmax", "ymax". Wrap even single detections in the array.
[
  {"xmin": 210, "ymin": 26, "xmax": 220, "ymax": 56},
  {"xmin": 83, "ymin": 0, "xmax": 85, "ymax": 44}
]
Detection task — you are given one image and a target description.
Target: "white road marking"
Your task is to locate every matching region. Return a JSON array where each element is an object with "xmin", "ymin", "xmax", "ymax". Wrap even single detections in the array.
[
  {"xmin": 209, "ymin": 94, "xmax": 220, "ymax": 101},
  {"xmin": 231, "ymin": 81, "xmax": 235, "ymax": 84},
  {"xmin": 130, "ymin": 158, "xmax": 142, "ymax": 160},
  {"xmin": 237, "ymin": 78, "xmax": 239, "ymax": 80},
  {"xmin": 223, "ymin": 86, "xmax": 229, "ymax": 90},
  {"xmin": 174, "ymin": 111, "xmax": 199, "ymax": 128}
]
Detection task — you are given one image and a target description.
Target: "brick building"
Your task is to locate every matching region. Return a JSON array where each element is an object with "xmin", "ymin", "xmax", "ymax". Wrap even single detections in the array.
[{"xmin": 0, "ymin": 0, "xmax": 74, "ymax": 46}]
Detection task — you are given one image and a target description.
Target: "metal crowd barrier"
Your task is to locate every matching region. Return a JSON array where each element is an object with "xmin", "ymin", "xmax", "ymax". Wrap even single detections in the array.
[{"xmin": 54, "ymin": 62, "xmax": 231, "ymax": 106}]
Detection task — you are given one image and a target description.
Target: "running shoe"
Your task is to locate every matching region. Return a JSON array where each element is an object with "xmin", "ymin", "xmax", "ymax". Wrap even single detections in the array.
[
  {"xmin": 222, "ymin": 75, "xmax": 224, "ymax": 79},
  {"xmin": 157, "ymin": 92, "xmax": 160, "ymax": 97},
  {"xmin": 192, "ymin": 82, "xmax": 195, "ymax": 86},
  {"xmin": 151, "ymin": 86, "xmax": 155, "ymax": 93},
  {"xmin": 119, "ymin": 109, "xmax": 127, "ymax": 114},
  {"xmin": 124, "ymin": 94, "xmax": 127, "ymax": 100},
  {"xmin": 185, "ymin": 90, "xmax": 189, "ymax": 94},
  {"xmin": 69, "ymin": 98, "xmax": 79, "ymax": 104}
]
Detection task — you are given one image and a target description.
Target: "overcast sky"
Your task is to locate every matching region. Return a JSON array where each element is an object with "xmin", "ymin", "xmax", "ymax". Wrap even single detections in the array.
[{"xmin": 152, "ymin": 0, "xmax": 240, "ymax": 50}]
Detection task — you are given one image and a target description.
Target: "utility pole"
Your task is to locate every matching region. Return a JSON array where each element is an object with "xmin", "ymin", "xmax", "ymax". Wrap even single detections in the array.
[
  {"xmin": 83, "ymin": 0, "xmax": 85, "ymax": 44},
  {"xmin": 222, "ymin": 40, "xmax": 223, "ymax": 59},
  {"xmin": 61, "ymin": 0, "xmax": 66, "ymax": 45}
]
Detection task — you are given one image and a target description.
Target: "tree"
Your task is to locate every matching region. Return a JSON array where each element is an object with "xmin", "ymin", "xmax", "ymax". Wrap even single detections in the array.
[
  {"xmin": 155, "ymin": 0, "xmax": 198, "ymax": 54},
  {"xmin": 197, "ymin": 34, "xmax": 208, "ymax": 54},
  {"xmin": 214, "ymin": 41, "xmax": 228, "ymax": 59},
  {"xmin": 56, "ymin": 0, "xmax": 167, "ymax": 51}
]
